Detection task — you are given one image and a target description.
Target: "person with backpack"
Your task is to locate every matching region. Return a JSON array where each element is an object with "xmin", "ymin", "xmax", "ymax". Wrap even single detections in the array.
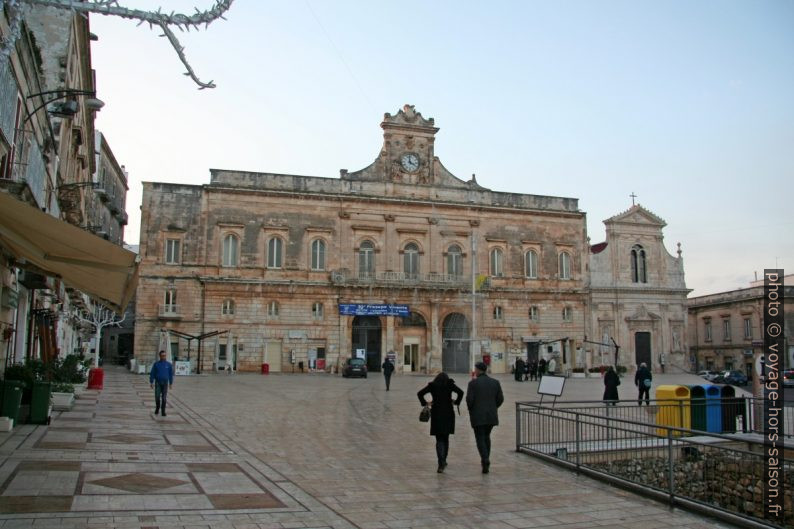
[{"xmin": 635, "ymin": 362, "xmax": 652, "ymax": 405}]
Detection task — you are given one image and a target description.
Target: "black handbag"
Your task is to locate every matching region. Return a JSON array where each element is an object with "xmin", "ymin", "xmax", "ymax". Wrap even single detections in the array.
[{"xmin": 419, "ymin": 405, "xmax": 430, "ymax": 422}]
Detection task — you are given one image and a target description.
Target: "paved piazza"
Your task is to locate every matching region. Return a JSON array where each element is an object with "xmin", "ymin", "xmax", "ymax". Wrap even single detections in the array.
[{"xmin": 0, "ymin": 368, "xmax": 730, "ymax": 528}]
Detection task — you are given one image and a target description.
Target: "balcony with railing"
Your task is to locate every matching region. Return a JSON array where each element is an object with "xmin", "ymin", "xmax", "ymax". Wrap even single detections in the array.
[
  {"xmin": 158, "ymin": 304, "xmax": 181, "ymax": 319},
  {"xmin": 334, "ymin": 270, "xmax": 469, "ymax": 288}
]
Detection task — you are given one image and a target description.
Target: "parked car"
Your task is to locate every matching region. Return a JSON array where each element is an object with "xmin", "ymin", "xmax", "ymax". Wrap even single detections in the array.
[
  {"xmin": 718, "ymin": 370, "xmax": 748, "ymax": 386},
  {"xmin": 342, "ymin": 358, "xmax": 367, "ymax": 378},
  {"xmin": 783, "ymin": 369, "xmax": 794, "ymax": 388},
  {"xmin": 697, "ymin": 370, "xmax": 719, "ymax": 382}
]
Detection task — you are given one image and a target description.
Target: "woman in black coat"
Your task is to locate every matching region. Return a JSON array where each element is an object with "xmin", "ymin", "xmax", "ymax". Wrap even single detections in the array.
[
  {"xmin": 417, "ymin": 372, "xmax": 464, "ymax": 473},
  {"xmin": 603, "ymin": 366, "xmax": 620, "ymax": 405}
]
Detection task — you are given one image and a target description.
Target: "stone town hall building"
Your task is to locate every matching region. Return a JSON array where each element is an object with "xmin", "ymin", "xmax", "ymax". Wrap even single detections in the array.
[{"xmin": 134, "ymin": 106, "xmax": 689, "ymax": 375}]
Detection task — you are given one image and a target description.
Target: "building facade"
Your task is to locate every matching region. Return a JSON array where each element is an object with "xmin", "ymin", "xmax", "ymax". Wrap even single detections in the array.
[
  {"xmin": 1, "ymin": 5, "xmax": 133, "ymax": 368},
  {"xmin": 588, "ymin": 206, "xmax": 690, "ymax": 373},
  {"xmin": 687, "ymin": 275, "xmax": 793, "ymax": 375},
  {"xmin": 135, "ymin": 105, "xmax": 689, "ymax": 377}
]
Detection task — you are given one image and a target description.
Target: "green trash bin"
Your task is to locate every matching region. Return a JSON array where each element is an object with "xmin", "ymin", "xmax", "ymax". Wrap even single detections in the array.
[
  {"xmin": 1, "ymin": 380, "xmax": 25, "ymax": 426},
  {"xmin": 30, "ymin": 381, "xmax": 51, "ymax": 425}
]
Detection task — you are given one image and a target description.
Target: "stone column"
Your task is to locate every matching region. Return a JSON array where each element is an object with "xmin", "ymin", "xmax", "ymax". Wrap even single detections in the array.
[
  {"xmin": 430, "ymin": 301, "xmax": 441, "ymax": 372},
  {"xmin": 386, "ymin": 315, "xmax": 395, "ymax": 362}
]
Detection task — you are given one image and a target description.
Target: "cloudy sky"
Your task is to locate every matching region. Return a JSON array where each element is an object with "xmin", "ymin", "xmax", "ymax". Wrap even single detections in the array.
[{"xmin": 89, "ymin": 0, "xmax": 793, "ymax": 297}]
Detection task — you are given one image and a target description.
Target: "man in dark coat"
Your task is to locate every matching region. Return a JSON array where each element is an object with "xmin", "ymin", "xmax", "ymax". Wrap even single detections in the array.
[
  {"xmin": 538, "ymin": 358, "xmax": 547, "ymax": 379},
  {"xmin": 466, "ymin": 361, "xmax": 504, "ymax": 474},
  {"xmin": 418, "ymin": 372, "xmax": 464, "ymax": 473},
  {"xmin": 382, "ymin": 355, "xmax": 395, "ymax": 391},
  {"xmin": 514, "ymin": 358, "xmax": 524, "ymax": 382},
  {"xmin": 635, "ymin": 362, "xmax": 652, "ymax": 405}
]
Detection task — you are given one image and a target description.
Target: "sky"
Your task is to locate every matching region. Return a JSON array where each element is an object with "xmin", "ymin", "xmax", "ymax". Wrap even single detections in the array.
[{"xmin": 89, "ymin": 0, "xmax": 793, "ymax": 297}]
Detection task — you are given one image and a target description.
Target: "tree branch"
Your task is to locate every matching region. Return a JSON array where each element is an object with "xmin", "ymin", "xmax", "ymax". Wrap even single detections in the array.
[{"xmin": 0, "ymin": 0, "xmax": 234, "ymax": 88}]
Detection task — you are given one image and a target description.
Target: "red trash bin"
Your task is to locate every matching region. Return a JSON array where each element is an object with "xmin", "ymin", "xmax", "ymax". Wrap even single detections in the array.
[
  {"xmin": 87, "ymin": 367, "xmax": 104, "ymax": 389},
  {"xmin": 261, "ymin": 363, "xmax": 269, "ymax": 374}
]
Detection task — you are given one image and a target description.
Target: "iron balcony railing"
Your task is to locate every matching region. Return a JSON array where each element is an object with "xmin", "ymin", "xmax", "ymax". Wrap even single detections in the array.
[
  {"xmin": 350, "ymin": 271, "xmax": 469, "ymax": 286},
  {"xmin": 158, "ymin": 304, "xmax": 181, "ymax": 318},
  {"xmin": 516, "ymin": 399, "xmax": 793, "ymax": 528}
]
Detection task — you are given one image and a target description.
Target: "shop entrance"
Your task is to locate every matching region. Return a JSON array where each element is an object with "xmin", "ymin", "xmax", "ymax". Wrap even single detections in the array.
[
  {"xmin": 352, "ymin": 316, "xmax": 382, "ymax": 372},
  {"xmin": 442, "ymin": 313, "xmax": 470, "ymax": 373}
]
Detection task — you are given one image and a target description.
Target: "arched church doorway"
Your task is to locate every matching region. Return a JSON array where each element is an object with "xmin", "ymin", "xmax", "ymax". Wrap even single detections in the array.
[
  {"xmin": 352, "ymin": 316, "xmax": 382, "ymax": 372},
  {"xmin": 442, "ymin": 313, "xmax": 470, "ymax": 373}
]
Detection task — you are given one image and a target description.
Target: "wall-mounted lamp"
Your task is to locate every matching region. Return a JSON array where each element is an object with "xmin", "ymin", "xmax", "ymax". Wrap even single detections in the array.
[{"xmin": 24, "ymin": 88, "xmax": 104, "ymax": 125}]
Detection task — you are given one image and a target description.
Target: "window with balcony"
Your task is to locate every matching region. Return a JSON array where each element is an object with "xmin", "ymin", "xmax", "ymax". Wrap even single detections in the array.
[
  {"xmin": 222, "ymin": 299, "xmax": 235, "ymax": 315},
  {"xmin": 631, "ymin": 245, "xmax": 647, "ymax": 283},
  {"xmin": 267, "ymin": 237, "xmax": 283, "ymax": 269},
  {"xmin": 311, "ymin": 239, "xmax": 326, "ymax": 271},
  {"xmin": 525, "ymin": 249, "xmax": 538, "ymax": 278},
  {"xmin": 447, "ymin": 244, "xmax": 463, "ymax": 277},
  {"xmin": 222, "ymin": 234, "xmax": 239, "ymax": 267},
  {"xmin": 163, "ymin": 289, "xmax": 177, "ymax": 314},
  {"xmin": 403, "ymin": 242, "xmax": 420, "ymax": 279},
  {"xmin": 312, "ymin": 302, "xmax": 324, "ymax": 320},
  {"xmin": 559, "ymin": 251, "xmax": 571, "ymax": 280},
  {"xmin": 165, "ymin": 238, "xmax": 181, "ymax": 265},
  {"xmin": 358, "ymin": 240, "xmax": 375, "ymax": 278},
  {"xmin": 489, "ymin": 248, "xmax": 503, "ymax": 277}
]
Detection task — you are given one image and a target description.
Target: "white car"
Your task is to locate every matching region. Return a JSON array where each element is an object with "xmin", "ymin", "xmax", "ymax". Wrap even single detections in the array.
[{"xmin": 697, "ymin": 370, "xmax": 719, "ymax": 382}]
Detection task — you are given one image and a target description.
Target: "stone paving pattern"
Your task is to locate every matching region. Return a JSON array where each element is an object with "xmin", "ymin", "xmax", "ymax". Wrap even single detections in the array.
[{"xmin": 0, "ymin": 368, "xmax": 735, "ymax": 528}]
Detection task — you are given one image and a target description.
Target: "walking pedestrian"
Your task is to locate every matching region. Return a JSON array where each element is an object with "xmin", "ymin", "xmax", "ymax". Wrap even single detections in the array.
[
  {"xmin": 602, "ymin": 366, "xmax": 620, "ymax": 405},
  {"xmin": 382, "ymin": 355, "xmax": 395, "ymax": 391},
  {"xmin": 514, "ymin": 357, "xmax": 524, "ymax": 382},
  {"xmin": 417, "ymin": 372, "xmax": 464, "ymax": 473},
  {"xmin": 635, "ymin": 362, "xmax": 652, "ymax": 406},
  {"xmin": 529, "ymin": 360, "xmax": 538, "ymax": 381},
  {"xmin": 538, "ymin": 358, "xmax": 547, "ymax": 379},
  {"xmin": 466, "ymin": 361, "xmax": 504, "ymax": 474},
  {"xmin": 149, "ymin": 350, "xmax": 173, "ymax": 416}
]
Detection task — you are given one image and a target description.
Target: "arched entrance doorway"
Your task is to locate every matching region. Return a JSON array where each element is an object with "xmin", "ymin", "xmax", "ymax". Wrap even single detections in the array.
[
  {"xmin": 352, "ymin": 316, "xmax": 382, "ymax": 372},
  {"xmin": 442, "ymin": 313, "xmax": 470, "ymax": 373}
]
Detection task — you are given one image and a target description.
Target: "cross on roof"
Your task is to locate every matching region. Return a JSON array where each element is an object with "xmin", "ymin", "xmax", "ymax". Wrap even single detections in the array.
[{"xmin": 630, "ymin": 192, "xmax": 637, "ymax": 206}]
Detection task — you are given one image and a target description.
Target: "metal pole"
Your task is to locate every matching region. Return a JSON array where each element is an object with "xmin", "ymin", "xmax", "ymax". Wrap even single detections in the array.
[
  {"xmin": 471, "ymin": 232, "xmax": 476, "ymax": 374},
  {"xmin": 667, "ymin": 428, "xmax": 675, "ymax": 504},
  {"xmin": 515, "ymin": 401, "xmax": 520, "ymax": 452}
]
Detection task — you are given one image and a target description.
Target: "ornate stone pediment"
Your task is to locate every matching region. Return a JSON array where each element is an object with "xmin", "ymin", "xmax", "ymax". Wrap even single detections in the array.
[
  {"xmin": 604, "ymin": 205, "xmax": 666, "ymax": 228},
  {"xmin": 382, "ymin": 104, "xmax": 437, "ymax": 131},
  {"xmin": 625, "ymin": 304, "xmax": 661, "ymax": 322}
]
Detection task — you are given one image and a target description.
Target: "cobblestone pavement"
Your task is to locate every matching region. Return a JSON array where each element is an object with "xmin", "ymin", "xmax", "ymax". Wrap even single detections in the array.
[{"xmin": 0, "ymin": 367, "xmax": 735, "ymax": 528}]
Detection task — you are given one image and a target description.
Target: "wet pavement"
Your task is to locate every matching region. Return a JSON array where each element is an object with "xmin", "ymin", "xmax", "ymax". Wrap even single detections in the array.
[{"xmin": 0, "ymin": 367, "xmax": 733, "ymax": 528}]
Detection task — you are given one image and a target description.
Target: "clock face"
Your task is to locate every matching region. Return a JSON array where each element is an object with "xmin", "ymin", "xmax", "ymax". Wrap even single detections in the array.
[{"xmin": 400, "ymin": 153, "xmax": 420, "ymax": 172}]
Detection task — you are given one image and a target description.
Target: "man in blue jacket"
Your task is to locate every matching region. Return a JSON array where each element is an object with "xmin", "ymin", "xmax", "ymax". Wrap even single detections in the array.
[{"xmin": 149, "ymin": 350, "xmax": 173, "ymax": 416}]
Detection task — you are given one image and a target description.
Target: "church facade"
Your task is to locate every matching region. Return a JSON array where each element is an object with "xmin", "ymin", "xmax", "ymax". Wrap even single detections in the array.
[{"xmin": 133, "ymin": 106, "xmax": 688, "ymax": 375}]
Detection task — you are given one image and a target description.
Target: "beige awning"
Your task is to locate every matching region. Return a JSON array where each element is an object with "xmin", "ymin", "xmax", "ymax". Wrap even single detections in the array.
[{"xmin": 0, "ymin": 191, "xmax": 138, "ymax": 313}]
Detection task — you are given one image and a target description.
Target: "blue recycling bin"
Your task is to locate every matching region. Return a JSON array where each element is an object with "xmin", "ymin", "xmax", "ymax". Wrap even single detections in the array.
[{"xmin": 689, "ymin": 384, "xmax": 722, "ymax": 433}]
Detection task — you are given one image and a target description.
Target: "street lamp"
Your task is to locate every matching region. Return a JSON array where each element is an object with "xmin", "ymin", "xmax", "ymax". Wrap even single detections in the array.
[{"xmin": 24, "ymin": 88, "xmax": 104, "ymax": 125}]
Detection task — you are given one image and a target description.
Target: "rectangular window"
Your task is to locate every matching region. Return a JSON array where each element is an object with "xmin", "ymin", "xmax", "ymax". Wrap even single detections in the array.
[
  {"xmin": 704, "ymin": 321, "xmax": 712, "ymax": 342},
  {"xmin": 165, "ymin": 238, "xmax": 181, "ymax": 264},
  {"xmin": 743, "ymin": 318, "xmax": 752, "ymax": 340},
  {"xmin": 723, "ymin": 319, "xmax": 731, "ymax": 341},
  {"xmin": 268, "ymin": 301, "xmax": 279, "ymax": 317},
  {"xmin": 493, "ymin": 306, "xmax": 503, "ymax": 320},
  {"xmin": 312, "ymin": 302, "xmax": 323, "ymax": 320},
  {"xmin": 164, "ymin": 289, "xmax": 177, "ymax": 313},
  {"xmin": 562, "ymin": 307, "xmax": 572, "ymax": 322},
  {"xmin": 529, "ymin": 306, "xmax": 539, "ymax": 322}
]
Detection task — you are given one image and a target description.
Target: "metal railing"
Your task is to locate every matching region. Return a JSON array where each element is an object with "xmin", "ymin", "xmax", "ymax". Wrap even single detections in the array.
[
  {"xmin": 516, "ymin": 399, "xmax": 793, "ymax": 528},
  {"xmin": 352, "ymin": 271, "xmax": 468, "ymax": 286}
]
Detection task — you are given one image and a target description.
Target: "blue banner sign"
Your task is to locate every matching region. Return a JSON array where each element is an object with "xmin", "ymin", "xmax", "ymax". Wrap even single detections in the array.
[{"xmin": 339, "ymin": 303, "xmax": 409, "ymax": 316}]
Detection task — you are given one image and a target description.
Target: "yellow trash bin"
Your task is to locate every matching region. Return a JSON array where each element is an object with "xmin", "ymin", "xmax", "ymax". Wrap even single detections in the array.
[{"xmin": 656, "ymin": 385, "xmax": 691, "ymax": 437}]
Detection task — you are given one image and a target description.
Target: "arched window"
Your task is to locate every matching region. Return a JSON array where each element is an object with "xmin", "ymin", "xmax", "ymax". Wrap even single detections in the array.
[
  {"xmin": 267, "ymin": 237, "xmax": 283, "ymax": 269},
  {"xmin": 222, "ymin": 299, "xmax": 235, "ymax": 315},
  {"xmin": 222, "ymin": 234, "xmax": 239, "ymax": 267},
  {"xmin": 358, "ymin": 240, "xmax": 375, "ymax": 278},
  {"xmin": 489, "ymin": 248, "xmax": 503, "ymax": 277},
  {"xmin": 311, "ymin": 239, "xmax": 326, "ymax": 271},
  {"xmin": 525, "ymin": 249, "xmax": 538, "ymax": 278},
  {"xmin": 447, "ymin": 244, "xmax": 463, "ymax": 277},
  {"xmin": 558, "ymin": 251, "xmax": 571, "ymax": 280},
  {"xmin": 403, "ymin": 242, "xmax": 420, "ymax": 278},
  {"xmin": 631, "ymin": 245, "xmax": 647, "ymax": 283}
]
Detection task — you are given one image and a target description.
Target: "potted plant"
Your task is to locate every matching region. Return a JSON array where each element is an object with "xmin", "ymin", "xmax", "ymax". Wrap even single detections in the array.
[
  {"xmin": 570, "ymin": 367, "xmax": 586, "ymax": 378},
  {"xmin": 50, "ymin": 382, "xmax": 75, "ymax": 410}
]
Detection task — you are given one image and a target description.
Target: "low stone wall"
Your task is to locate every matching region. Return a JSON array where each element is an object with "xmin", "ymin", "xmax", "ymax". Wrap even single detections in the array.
[{"xmin": 591, "ymin": 450, "xmax": 793, "ymax": 526}]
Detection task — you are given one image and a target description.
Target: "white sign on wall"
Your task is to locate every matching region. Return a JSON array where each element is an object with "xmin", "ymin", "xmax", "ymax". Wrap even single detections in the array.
[{"xmin": 175, "ymin": 361, "xmax": 191, "ymax": 376}]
